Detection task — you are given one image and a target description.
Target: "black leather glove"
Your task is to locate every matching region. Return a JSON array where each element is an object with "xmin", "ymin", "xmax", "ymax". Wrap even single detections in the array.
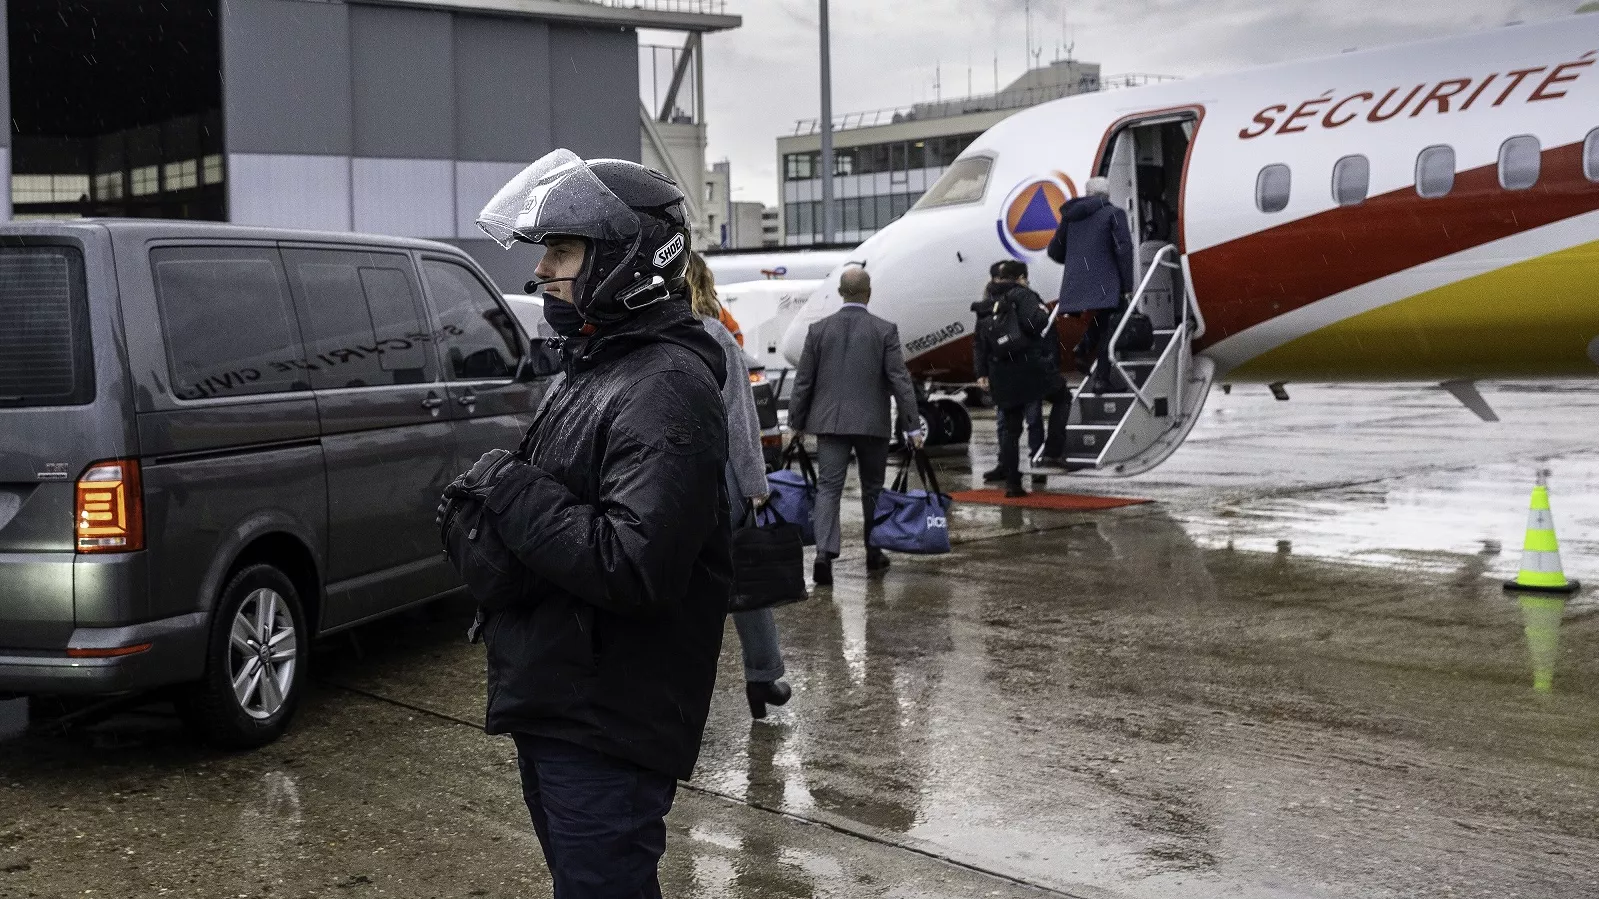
[{"xmin": 437, "ymin": 449, "xmax": 523, "ymax": 548}]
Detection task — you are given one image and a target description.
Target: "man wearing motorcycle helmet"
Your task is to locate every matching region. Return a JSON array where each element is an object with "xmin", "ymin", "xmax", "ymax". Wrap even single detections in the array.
[{"xmin": 442, "ymin": 150, "xmax": 731, "ymax": 898}]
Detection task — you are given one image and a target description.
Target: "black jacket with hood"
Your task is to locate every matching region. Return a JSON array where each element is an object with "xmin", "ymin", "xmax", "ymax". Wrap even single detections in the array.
[
  {"xmin": 973, "ymin": 281, "xmax": 1055, "ymax": 409},
  {"xmin": 471, "ymin": 299, "xmax": 732, "ymax": 781}
]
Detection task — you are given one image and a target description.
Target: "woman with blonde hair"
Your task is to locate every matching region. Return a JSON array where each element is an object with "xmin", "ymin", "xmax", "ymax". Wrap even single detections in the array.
[
  {"xmin": 688, "ymin": 253, "xmax": 745, "ymax": 346},
  {"xmin": 687, "ymin": 252, "xmax": 792, "ymax": 719}
]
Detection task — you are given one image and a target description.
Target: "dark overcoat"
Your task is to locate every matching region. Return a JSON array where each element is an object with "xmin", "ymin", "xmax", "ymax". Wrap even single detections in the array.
[{"xmin": 1046, "ymin": 195, "xmax": 1135, "ymax": 313}]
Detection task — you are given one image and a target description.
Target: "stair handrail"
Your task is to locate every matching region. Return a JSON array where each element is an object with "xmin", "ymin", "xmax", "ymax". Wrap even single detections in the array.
[{"xmin": 1107, "ymin": 244, "xmax": 1181, "ymax": 410}]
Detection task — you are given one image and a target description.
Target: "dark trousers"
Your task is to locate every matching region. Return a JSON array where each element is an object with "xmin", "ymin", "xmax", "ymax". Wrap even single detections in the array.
[
  {"xmin": 996, "ymin": 388, "xmax": 1069, "ymax": 463},
  {"xmin": 996, "ymin": 401, "xmax": 1044, "ymax": 455},
  {"xmin": 513, "ymin": 734, "xmax": 678, "ymax": 899},
  {"xmin": 998, "ymin": 405, "xmax": 1028, "ymax": 488},
  {"xmin": 814, "ymin": 434, "xmax": 890, "ymax": 558},
  {"xmin": 1078, "ymin": 303, "xmax": 1126, "ymax": 389}
]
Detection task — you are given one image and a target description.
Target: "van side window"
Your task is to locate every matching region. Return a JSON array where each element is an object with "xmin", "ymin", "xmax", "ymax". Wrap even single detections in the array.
[
  {"xmin": 284, "ymin": 249, "xmax": 434, "ymax": 389},
  {"xmin": 1586, "ymin": 128, "xmax": 1599, "ymax": 182},
  {"xmin": 151, "ymin": 247, "xmax": 307, "ymax": 400},
  {"xmin": 421, "ymin": 259, "xmax": 521, "ymax": 381},
  {"xmin": 1498, "ymin": 135, "xmax": 1541, "ymax": 191},
  {"xmin": 1415, "ymin": 145, "xmax": 1456, "ymax": 199},
  {"xmin": 1331, "ymin": 155, "xmax": 1369, "ymax": 206},
  {"xmin": 1255, "ymin": 164, "xmax": 1291, "ymax": 213},
  {"xmin": 0, "ymin": 246, "xmax": 94, "ymax": 408}
]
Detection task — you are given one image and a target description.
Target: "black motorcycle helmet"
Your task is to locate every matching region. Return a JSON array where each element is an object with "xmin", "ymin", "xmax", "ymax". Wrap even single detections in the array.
[{"xmin": 476, "ymin": 149, "xmax": 691, "ymax": 326}]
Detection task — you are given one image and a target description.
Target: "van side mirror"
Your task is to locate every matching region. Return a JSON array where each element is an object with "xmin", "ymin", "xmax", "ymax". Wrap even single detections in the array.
[{"xmin": 517, "ymin": 341, "xmax": 563, "ymax": 380}]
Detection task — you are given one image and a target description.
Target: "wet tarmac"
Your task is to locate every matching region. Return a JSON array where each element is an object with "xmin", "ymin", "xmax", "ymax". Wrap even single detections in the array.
[{"xmin": 3, "ymin": 382, "xmax": 1597, "ymax": 898}]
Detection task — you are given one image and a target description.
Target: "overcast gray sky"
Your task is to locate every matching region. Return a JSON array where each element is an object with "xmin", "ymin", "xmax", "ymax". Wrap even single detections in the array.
[{"xmin": 661, "ymin": 0, "xmax": 1583, "ymax": 207}]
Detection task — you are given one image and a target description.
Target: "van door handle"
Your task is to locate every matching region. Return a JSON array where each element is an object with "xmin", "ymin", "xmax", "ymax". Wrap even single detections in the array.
[
  {"xmin": 421, "ymin": 396, "xmax": 444, "ymax": 410},
  {"xmin": 457, "ymin": 393, "xmax": 477, "ymax": 408}
]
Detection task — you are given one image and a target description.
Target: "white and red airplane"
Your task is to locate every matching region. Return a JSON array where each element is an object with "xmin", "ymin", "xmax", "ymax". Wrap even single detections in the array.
[{"xmin": 775, "ymin": 15, "xmax": 1599, "ymax": 474}]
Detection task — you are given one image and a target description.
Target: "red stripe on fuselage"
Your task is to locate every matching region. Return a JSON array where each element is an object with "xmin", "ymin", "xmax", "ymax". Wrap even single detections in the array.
[{"xmin": 1187, "ymin": 140, "xmax": 1599, "ymax": 349}]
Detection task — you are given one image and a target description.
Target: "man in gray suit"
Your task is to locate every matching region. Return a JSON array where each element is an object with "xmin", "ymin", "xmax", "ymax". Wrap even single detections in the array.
[{"xmin": 789, "ymin": 268, "xmax": 923, "ymax": 586}]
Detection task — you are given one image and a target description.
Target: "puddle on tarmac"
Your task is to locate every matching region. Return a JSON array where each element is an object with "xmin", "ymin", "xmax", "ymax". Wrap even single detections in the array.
[{"xmin": 1176, "ymin": 456, "xmax": 1599, "ymax": 596}]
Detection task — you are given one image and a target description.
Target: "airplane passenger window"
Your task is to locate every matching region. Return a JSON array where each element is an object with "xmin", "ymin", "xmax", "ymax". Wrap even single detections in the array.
[
  {"xmin": 1255, "ymin": 164, "xmax": 1291, "ymax": 214},
  {"xmin": 1331, "ymin": 155, "xmax": 1370, "ymax": 206},
  {"xmin": 1498, "ymin": 135, "xmax": 1541, "ymax": 191},
  {"xmin": 1584, "ymin": 128, "xmax": 1599, "ymax": 182},
  {"xmin": 1415, "ymin": 145, "xmax": 1456, "ymax": 199},
  {"xmin": 912, "ymin": 155, "xmax": 993, "ymax": 209}
]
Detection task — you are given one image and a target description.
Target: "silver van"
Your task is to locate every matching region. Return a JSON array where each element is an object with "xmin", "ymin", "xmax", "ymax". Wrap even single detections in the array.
[{"xmin": 0, "ymin": 221, "xmax": 553, "ymax": 747}]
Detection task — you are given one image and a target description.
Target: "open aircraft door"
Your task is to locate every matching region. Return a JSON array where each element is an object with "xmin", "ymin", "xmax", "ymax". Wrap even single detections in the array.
[{"xmin": 1050, "ymin": 108, "xmax": 1214, "ymax": 477}]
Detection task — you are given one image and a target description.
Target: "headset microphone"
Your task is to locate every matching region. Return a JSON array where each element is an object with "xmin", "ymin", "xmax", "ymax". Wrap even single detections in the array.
[{"xmin": 524, "ymin": 276, "xmax": 578, "ymax": 294}]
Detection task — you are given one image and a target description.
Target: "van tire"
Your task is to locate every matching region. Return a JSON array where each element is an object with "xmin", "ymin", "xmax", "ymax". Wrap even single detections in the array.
[{"xmin": 179, "ymin": 564, "xmax": 308, "ymax": 750}]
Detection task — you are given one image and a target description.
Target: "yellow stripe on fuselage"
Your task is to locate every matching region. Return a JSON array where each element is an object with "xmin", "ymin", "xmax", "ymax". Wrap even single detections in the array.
[{"xmin": 1228, "ymin": 240, "xmax": 1599, "ymax": 382}]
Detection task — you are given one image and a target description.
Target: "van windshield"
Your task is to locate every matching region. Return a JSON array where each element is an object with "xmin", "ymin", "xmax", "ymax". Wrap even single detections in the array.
[
  {"xmin": 0, "ymin": 246, "xmax": 93, "ymax": 407},
  {"xmin": 912, "ymin": 156, "xmax": 994, "ymax": 210}
]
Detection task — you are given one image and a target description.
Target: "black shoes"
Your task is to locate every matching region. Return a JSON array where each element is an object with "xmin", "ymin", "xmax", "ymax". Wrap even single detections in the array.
[
  {"xmin": 981, "ymin": 465, "xmax": 1006, "ymax": 483},
  {"xmin": 1005, "ymin": 483, "xmax": 1029, "ymax": 498},
  {"xmin": 813, "ymin": 558, "xmax": 833, "ymax": 586},
  {"xmin": 746, "ymin": 679, "xmax": 792, "ymax": 719},
  {"xmin": 866, "ymin": 546, "xmax": 891, "ymax": 574}
]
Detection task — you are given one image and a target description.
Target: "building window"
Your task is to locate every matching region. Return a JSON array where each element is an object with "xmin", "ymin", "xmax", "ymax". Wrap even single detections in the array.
[
  {"xmin": 1498, "ymin": 135, "xmax": 1541, "ymax": 191},
  {"xmin": 94, "ymin": 171, "xmax": 124, "ymax": 201},
  {"xmin": 1331, "ymin": 155, "xmax": 1369, "ymax": 206},
  {"xmin": 784, "ymin": 152, "xmax": 818, "ymax": 181},
  {"xmin": 11, "ymin": 174, "xmax": 89, "ymax": 205},
  {"xmin": 164, "ymin": 159, "xmax": 199, "ymax": 191},
  {"xmin": 1415, "ymin": 145, "xmax": 1455, "ymax": 199},
  {"xmin": 1255, "ymin": 164, "xmax": 1291, "ymax": 213},
  {"xmin": 1586, "ymin": 128, "xmax": 1599, "ymax": 183},
  {"xmin": 842, "ymin": 197, "xmax": 860, "ymax": 231},
  {"xmin": 202, "ymin": 154, "xmax": 225, "ymax": 185},
  {"xmin": 131, "ymin": 165, "xmax": 161, "ymax": 197}
]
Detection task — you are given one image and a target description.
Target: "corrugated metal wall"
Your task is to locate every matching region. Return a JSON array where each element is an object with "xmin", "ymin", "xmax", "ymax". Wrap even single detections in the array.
[{"xmin": 217, "ymin": 0, "xmax": 640, "ymax": 287}]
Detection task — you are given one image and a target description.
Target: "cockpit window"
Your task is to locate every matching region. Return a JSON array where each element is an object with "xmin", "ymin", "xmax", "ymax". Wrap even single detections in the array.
[{"xmin": 912, "ymin": 156, "xmax": 993, "ymax": 210}]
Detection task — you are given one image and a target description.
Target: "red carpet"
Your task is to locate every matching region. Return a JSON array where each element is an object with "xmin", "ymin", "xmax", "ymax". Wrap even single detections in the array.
[{"xmin": 950, "ymin": 489, "xmax": 1151, "ymax": 511}]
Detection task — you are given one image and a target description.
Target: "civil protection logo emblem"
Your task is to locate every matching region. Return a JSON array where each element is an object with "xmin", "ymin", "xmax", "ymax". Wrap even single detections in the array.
[{"xmin": 996, "ymin": 173, "xmax": 1076, "ymax": 260}]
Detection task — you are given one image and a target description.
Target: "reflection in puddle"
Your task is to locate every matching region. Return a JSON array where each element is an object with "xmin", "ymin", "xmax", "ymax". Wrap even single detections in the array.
[
  {"xmin": 1519, "ymin": 595, "xmax": 1568, "ymax": 694},
  {"xmin": 1178, "ymin": 457, "xmax": 1599, "ymax": 596}
]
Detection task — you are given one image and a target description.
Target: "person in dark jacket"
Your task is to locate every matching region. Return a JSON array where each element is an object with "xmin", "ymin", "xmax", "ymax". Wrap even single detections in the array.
[
  {"xmin": 973, "ymin": 260, "xmax": 1055, "ymax": 496},
  {"xmin": 443, "ymin": 150, "xmax": 731, "ymax": 899},
  {"xmin": 1046, "ymin": 176, "xmax": 1136, "ymax": 394}
]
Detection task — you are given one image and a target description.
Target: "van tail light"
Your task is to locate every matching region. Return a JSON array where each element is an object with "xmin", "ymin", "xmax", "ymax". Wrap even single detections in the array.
[
  {"xmin": 760, "ymin": 434, "xmax": 784, "ymax": 448},
  {"xmin": 76, "ymin": 459, "xmax": 144, "ymax": 554}
]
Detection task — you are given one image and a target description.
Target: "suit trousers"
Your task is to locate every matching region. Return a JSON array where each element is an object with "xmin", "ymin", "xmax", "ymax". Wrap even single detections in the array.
[
  {"xmin": 512, "ymin": 734, "xmax": 678, "ymax": 899},
  {"xmin": 814, "ymin": 434, "xmax": 891, "ymax": 558}
]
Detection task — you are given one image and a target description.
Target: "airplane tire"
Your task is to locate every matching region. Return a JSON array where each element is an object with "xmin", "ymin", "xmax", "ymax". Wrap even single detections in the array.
[
  {"xmin": 917, "ymin": 401, "xmax": 947, "ymax": 447},
  {"xmin": 935, "ymin": 399, "xmax": 971, "ymax": 444}
]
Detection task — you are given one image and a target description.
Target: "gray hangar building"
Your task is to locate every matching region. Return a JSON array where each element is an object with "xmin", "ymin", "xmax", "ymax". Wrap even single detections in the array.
[{"xmin": 2, "ymin": 0, "xmax": 736, "ymax": 286}]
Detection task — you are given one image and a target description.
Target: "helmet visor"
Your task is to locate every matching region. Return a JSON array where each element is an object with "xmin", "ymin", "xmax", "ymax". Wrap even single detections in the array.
[{"xmin": 476, "ymin": 149, "xmax": 642, "ymax": 249}]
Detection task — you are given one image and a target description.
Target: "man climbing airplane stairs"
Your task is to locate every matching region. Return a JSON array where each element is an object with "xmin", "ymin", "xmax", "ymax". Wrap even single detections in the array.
[{"xmin": 1040, "ymin": 245, "xmax": 1215, "ymax": 478}]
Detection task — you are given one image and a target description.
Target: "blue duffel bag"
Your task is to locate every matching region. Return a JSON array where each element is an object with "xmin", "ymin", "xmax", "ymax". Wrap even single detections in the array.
[
  {"xmin": 766, "ymin": 438, "xmax": 817, "ymax": 546},
  {"xmin": 869, "ymin": 448, "xmax": 953, "ymax": 555}
]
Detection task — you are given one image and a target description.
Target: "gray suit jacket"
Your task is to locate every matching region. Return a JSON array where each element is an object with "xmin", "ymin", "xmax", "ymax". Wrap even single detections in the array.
[{"xmin": 788, "ymin": 304, "xmax": 920, "ymax": 439}]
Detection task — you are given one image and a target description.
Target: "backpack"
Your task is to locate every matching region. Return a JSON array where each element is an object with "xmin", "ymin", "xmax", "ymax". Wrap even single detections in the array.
[{"xmin": 986, "ymin": 288, "xmax": 1042, "ymax": 358}]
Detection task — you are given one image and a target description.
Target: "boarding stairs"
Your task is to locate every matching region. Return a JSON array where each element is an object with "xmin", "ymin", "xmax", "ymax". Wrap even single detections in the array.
[{"xmin": 1038, "ymin": 244, "xmax": 1215, "ymax": 477}]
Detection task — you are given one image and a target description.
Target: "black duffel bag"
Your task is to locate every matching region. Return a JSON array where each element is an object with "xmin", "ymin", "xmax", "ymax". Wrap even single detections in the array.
[
  {"xmin": 1116, "ymin": 310, "xmax": 1155, "ymax": 353},
  {"xmin": 729, "ymin": 502, "xmax": 809, "ymax": 614}
]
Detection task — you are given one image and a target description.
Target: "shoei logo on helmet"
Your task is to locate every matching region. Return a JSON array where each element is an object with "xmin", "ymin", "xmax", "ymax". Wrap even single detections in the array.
[{"xmin": 652, "ymin": 233, "xmax": 686, "ymax": 269}]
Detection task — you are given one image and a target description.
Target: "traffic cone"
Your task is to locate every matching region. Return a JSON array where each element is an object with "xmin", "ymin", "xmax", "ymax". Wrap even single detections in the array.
[
  {"xmin": 1519, "ymin": 595, "xmax": 1566, "ymax": 693},
  {"xmin": 1503, "ymin": 471, "xmax": 1581, "ymax": 594}
]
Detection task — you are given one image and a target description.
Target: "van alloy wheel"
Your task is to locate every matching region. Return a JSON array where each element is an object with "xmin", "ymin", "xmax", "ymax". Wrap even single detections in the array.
[
  {"xmin": 180, "ymin": 563, "xmax": 307, "ymax": 749},
  {"xmin": 228, "ymin": 588, "xmax": 297, "ymax": 720}
]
